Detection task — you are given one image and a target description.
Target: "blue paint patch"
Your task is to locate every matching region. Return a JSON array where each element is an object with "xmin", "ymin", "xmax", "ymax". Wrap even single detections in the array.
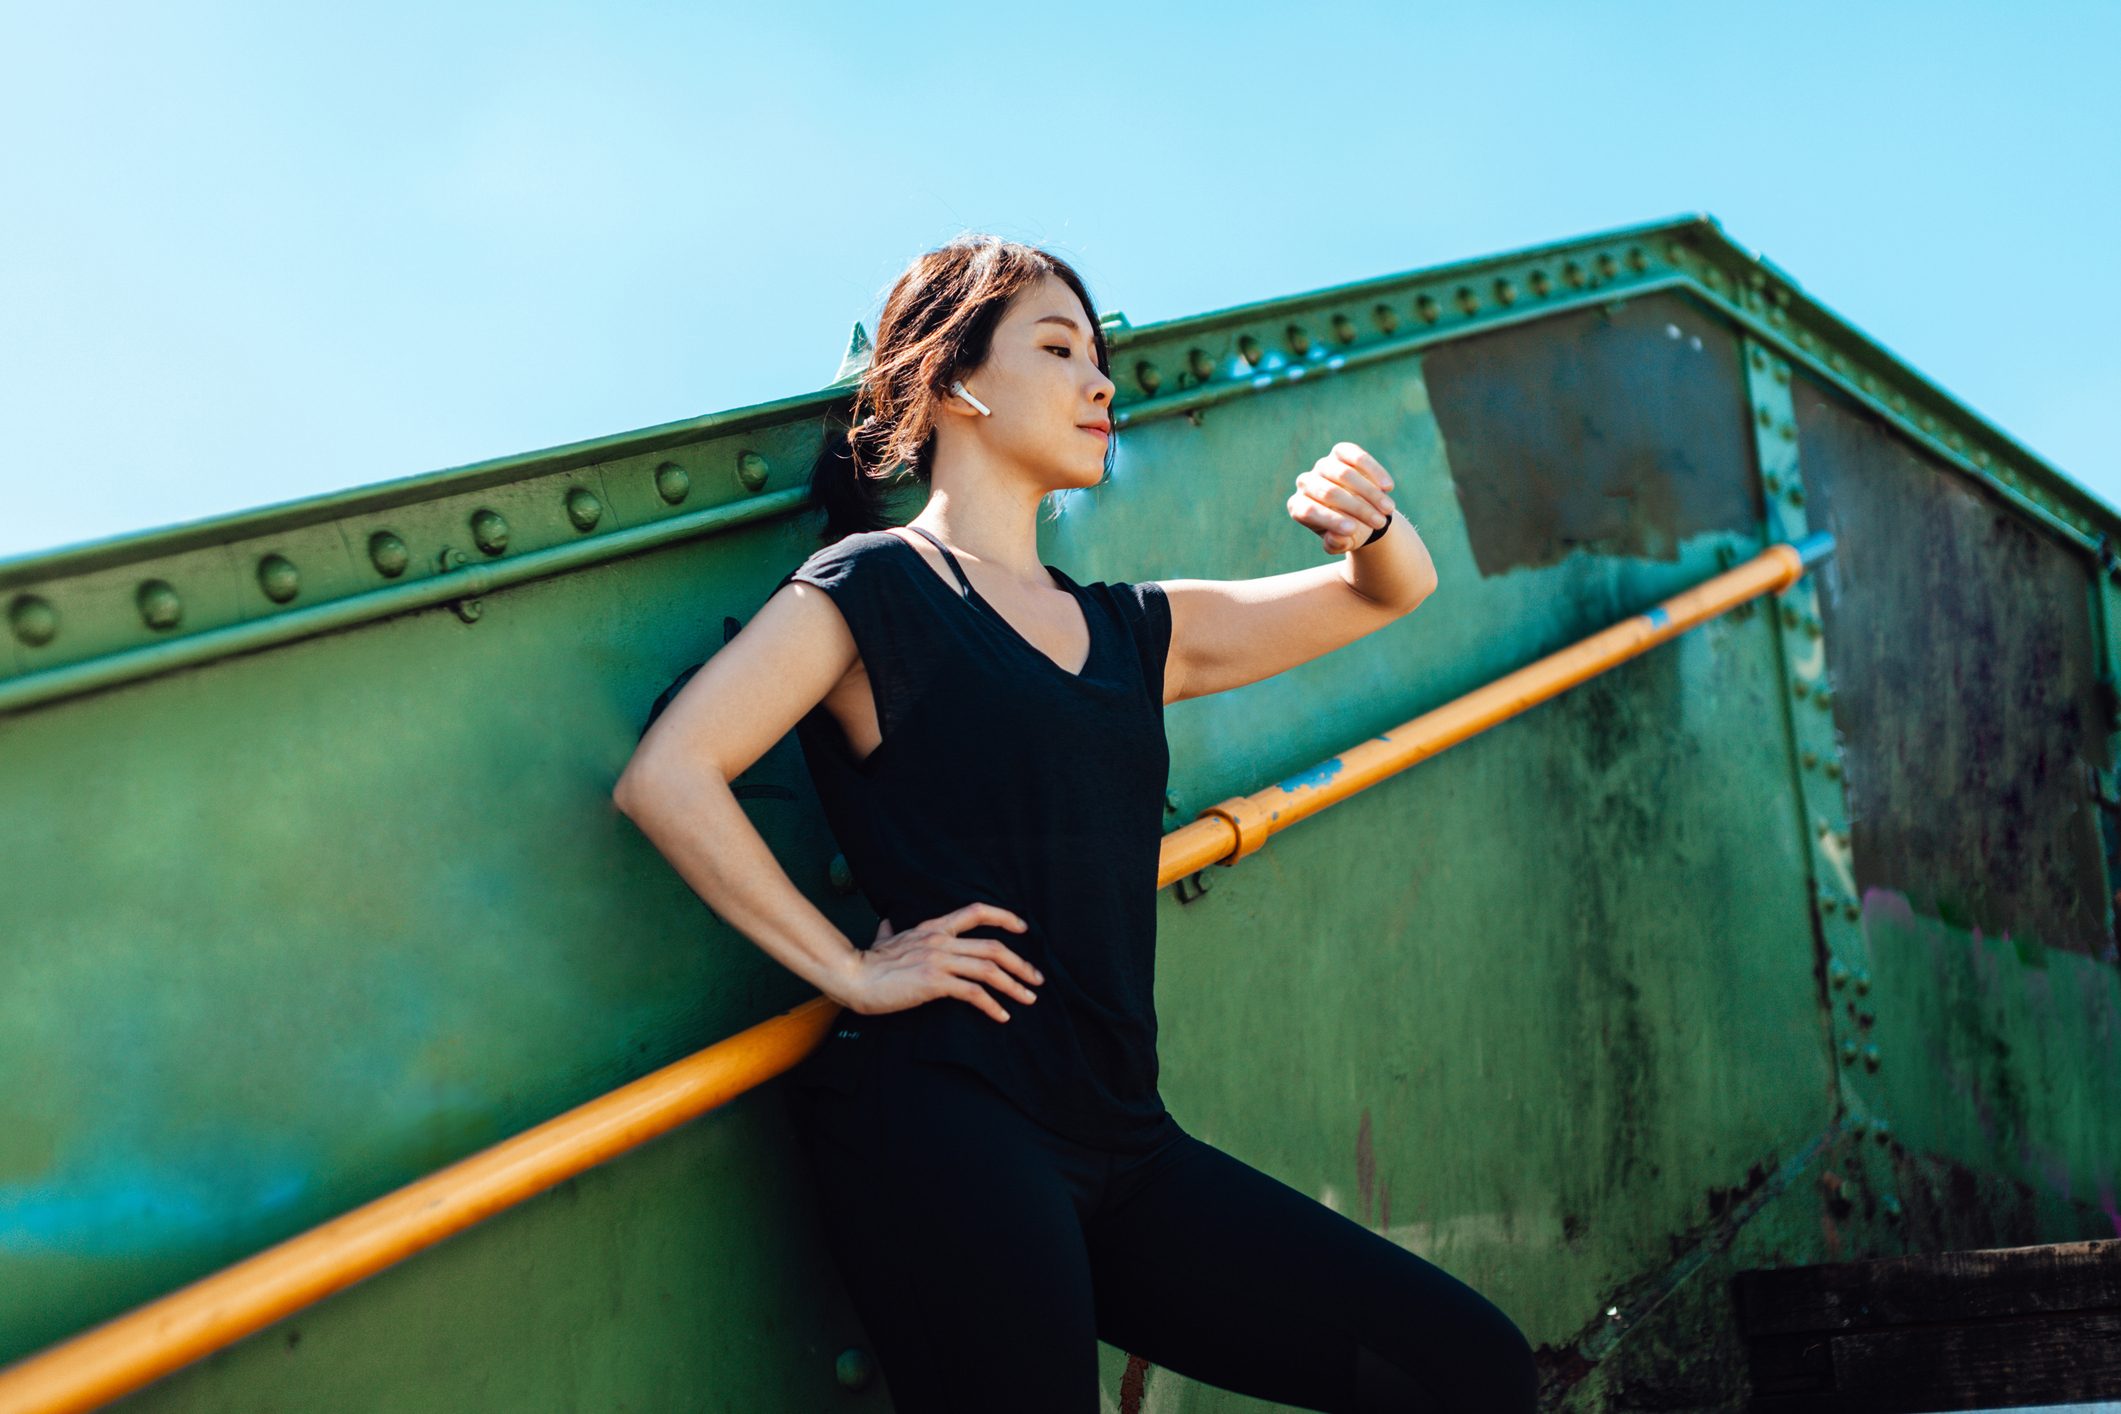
[
  {"xmin": 1275, "ymin": 758, "xmax": 1346, "ymax": 794},
  {"xmin": 1644, "ymin": 606, "xmax": 1670, "ymax": 630},
  {"xmin": 0, "ymin": 1155, "xmax": 312, "ymax": 1255}
]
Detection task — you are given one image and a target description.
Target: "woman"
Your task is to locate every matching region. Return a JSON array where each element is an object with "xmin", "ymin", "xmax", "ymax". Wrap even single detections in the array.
[{"xmin": 612, "ymin": 235, "xmax": 1537, "ymax": 1413}]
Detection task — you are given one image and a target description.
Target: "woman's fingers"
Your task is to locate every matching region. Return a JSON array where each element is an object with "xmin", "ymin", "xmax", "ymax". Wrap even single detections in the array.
[
  {"xmin": 965, "ymin": 955, "xmax": 1037, "ymax": 1003},
  {"xmin": 1288, "ymin": 490, "xmax": 1372, "ymax": 544},
  {"xmin": 934, "ymin": 903, "xmax": 1042, "ymax": 983},
  {"xmin": 1298, "ymin": 466, "xmax": 1392, "ymax": 528},
  {"xmin": 942, "ymin": 901, "xmax": 1028, "ymax": 935},
  {"xmin": 1333, "ymin": 441, "xmax": 1394, "ymax": 492},
  {"xmin": 943, "ymin": 974, "xmax": 1012, "ymax": 1023}
]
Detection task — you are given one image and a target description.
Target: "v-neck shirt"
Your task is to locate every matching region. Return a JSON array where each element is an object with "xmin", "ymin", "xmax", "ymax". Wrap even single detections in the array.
[{"xmin": 774, "ymin": 527, "xmax": 1178, "ymax": 1151}]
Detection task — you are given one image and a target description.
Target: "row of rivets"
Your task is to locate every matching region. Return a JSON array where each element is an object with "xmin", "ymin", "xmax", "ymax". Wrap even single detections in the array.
[
  {"xmin": 1130, "ymin": 249, "xmax": 1652, "ymax": 396},
  {"xmin": 1826, "ymin": 958, "xmax": 1874, "ymax": 993},
  {"xmin": 1745, "ymin": 293, "xmax": 2094, "ymax": 543},
  {"xmin": 1838, "ymin": 1039, "xmax": 1883, "ymax": 1071},
  {"xmin": 7, "ymin": 453, "xmax": 768, "ymax": 649}
]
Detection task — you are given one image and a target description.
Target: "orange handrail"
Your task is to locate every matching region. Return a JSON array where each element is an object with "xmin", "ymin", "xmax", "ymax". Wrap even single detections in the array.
[{"xmin": 0, "ymin": 534, "xmax": 1830, "ymax": 1414}]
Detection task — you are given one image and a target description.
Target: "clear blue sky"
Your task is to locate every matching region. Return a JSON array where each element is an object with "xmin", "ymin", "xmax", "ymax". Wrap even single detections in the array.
[{"xmin": 3, "ymin": 0, "xmax": 2116, "ymax": 563}]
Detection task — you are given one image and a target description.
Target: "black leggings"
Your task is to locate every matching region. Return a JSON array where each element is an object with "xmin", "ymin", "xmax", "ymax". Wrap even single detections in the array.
[{"xmin": 782, "ymin": 1032, "xmax": 1539, "ymax": 1413}]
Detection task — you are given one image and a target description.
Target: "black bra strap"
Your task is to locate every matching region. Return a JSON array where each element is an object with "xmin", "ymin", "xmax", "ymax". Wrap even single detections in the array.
[{"xmin": 902, "ymin": 524, "xmax": 975, "ymax": 599}]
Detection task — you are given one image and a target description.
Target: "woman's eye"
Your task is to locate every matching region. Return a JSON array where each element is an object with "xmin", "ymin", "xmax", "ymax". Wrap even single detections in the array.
[{"xmin": 1045, "ymin": 345, "xmax": 1072, "ymax": 358}]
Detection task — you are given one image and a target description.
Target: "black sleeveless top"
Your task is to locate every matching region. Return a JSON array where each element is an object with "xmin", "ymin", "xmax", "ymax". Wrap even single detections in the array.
[{"xmin": 774, "ymin": 526, "xmax": 1178, "ymax": 1151}]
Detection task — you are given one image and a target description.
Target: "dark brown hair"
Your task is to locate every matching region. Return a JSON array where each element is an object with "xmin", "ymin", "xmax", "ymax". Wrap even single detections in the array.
[{"xmin": 801, "ymin": 234, "xmax": 1113, "ymax": 544}]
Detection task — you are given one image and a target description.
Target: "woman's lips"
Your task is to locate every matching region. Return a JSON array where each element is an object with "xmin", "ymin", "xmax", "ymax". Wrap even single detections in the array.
[{"xmin": 1079, "ymin": 426, "xmax": 1110, "ymax": 443}]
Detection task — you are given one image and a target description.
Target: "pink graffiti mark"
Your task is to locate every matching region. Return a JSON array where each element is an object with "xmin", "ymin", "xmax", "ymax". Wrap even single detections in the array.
[{"xmin": 1356, "ymin": 1108, "xmax": 1377, "ymax": 1227}]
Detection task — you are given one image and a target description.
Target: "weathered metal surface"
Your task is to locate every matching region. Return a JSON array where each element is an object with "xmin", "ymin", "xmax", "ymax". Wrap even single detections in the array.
[
  {"xmin": 1422, "ymin": 291, "xmax": 1759, "ymax": 575},
  {"xmin": 3, "ymin": 215, "xmax": 2118, "ymax": 1412},
  {"xmin": 1792, "ymin": 369, "xmax": 2113, "ymax": 962}
]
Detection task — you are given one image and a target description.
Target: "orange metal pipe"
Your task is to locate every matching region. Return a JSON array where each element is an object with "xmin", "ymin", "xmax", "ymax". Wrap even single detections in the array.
[
  {"xmin": 1160, "ymin": 537, "xmax": 1825, "ymax": 884},
  {"xmin": 0, "ymin": 998, "xmax": 840, "ymax": 1414},
  {"xmin": 0, "ymin": 536, "xmax": 1828, "ymax": 1414}
]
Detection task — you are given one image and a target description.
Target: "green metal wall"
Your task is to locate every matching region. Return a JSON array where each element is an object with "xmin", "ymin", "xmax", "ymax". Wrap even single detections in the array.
[{"xmin": 3, "ymin": 216, "xmax": 2115, "ymax": 1411}]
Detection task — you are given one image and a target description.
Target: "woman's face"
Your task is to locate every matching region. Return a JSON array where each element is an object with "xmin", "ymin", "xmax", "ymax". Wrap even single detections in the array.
[{"xmin": 945, "ymin": 273, "xmax": 1116, "ymax": 492}]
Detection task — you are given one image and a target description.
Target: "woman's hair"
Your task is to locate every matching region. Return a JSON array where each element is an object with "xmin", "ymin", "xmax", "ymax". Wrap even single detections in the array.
[{"xmin": 801, "ymin": 233, "xmax": 1113, "ymax": 544}]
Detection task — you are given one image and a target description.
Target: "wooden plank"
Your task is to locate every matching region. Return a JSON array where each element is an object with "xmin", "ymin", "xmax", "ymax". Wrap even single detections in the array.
[{"xmin": 1734, "ymin": 1240, "xmax": 2121, "ymax": 1411}]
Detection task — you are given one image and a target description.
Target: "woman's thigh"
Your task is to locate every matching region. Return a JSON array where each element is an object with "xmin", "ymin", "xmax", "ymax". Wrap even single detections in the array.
[
  {"xmin": 787, "ymin": 1056, "xmax": 1103, "ymax": 1414},
  {"xmin": 1084, "ymin": 1132, "xmax": 1539, "ymax": 1414}
]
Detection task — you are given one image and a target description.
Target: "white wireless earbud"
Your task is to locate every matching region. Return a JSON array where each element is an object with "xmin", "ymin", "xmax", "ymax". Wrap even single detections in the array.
[{"xmin": 951, "ymin": 380, "xmax": 992, "ymax": 416}]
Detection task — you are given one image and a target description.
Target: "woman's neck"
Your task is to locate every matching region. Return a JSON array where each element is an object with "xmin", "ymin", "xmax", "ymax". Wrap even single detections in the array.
[{"xmin": 909, "ymin": 485, "xmax": 1051, "ymax": 588}]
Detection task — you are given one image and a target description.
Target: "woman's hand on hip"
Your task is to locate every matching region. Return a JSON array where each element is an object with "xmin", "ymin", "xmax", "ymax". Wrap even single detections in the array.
[{"xmin": 839, "ymin": 904, "xmax": 1043, "ymax": 1023}]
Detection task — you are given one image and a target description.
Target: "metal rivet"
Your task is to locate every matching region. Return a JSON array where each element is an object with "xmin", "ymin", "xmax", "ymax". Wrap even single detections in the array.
[
  {"xmin": 1793, "ymin": 678, "xmax": 1810, "ymax": 697},
  {"xmin": 1780, "ymin": 422, "xmax": 1797, "ymax": 442},
  {"xmin": 1843, "ymin": 900, "xmax": 1860, "ymax": 921},
  {"xmin": 1781, "ymin": 604, "xmax": 1800, "ymax": 628},
  {"xmin": 1188, "ymin": 347, "xmax": 1215, "ymax": 381},
  {"xmin": 136, "ymin": 578, "xmax": 182, "ymax": 631},
  {"xmin": 1528, "ymin": 269, "xmax": 1552, "ymax": 298},
  {"xmin": 1370, "ymin": 304, "xmax": 1399, "ymax": 336},
  {"xmin": 1802, "ymin": 749, "xmax": 1818, "ymax": 769},
  {"xmin": 1135, "ymin": 360, "xmax": 1162, "ymax": 396},
  {"xmin": 1824, "ymin": 760, "xmax": 1842, "ymax": 779},
  {"xmin": 1828, "ymin": 958, "xmax": 1851, "ymax": 990},
  {"xmin": 1750, "ymin": 349, "xmax": 1767, "ymax": 371},
  {"xmin": 1853, "ymin": 968, "xmax": 1870, "ymax": 995},
  {"xmin": 1285, "ymin": 323, "xmax": 1311, "ymax": 357},
  {"xmin": 1331, "ymin": 313, "xmax": 1357, "ymax": 345},
  {"xmin": 1840, "ymin": 1039, "xmax": 1858, "ymax": 1066},
  {"xmin": 1626, "ymin": 246, "xmax": 1648, "ymax": 273},
  {"xmin": 1454, "ymin": 286, "xmax": 1479, "ymax": 316},
  {"xmin": 470, "ymin": 509, "xmax": 510, "ymax": 556},
  {"xmin": 565, "ymin": 488, "xmax": 604, "ymax": 532},
  {"xmin": 1787, "ymin": 486, "xmax": 1805, "ymax": 506},
  {"xmin": 1816, "ymin": 689, "xmax": 1833, "ymax": 709},
  {"xmin": 369, "ymin": 531, "xmax": 409, "ymax": 578},
  {"xmin": 835, "ymin": 1346, "xmax": 876, "ymax": 1390},
  {"xmin": 655, "ymin": 461, "xmax": 691, "ymax": 505},
  {"xmin": 1773, "ymin": 365, "xmax": 1790, "ymax": 385},
  {"xmin": 736, "ymin": 451, "xmax": 770, "ymax": 491},
  {"xmin": 1237, "ymin": 334, "xmax": 1262, "ymax": 366},
  {"xmin": 1492, "ymin": 278, "xmax": 1516, "ymax": 308},
  {"xmin": 1703, "ymin": 268, "xmax": 1725, "ymax": 293},
  {"xmin": 1763, "ymin": 472, "xmax": 1781, "ymax": 494},
  {"xmin": 1596, "ymin": 252, "xmax": 1619, "ymax": 279},
  {"xmin": 1862, "ymin": 1043, "xmax": 1881, "ymax": 1072},
  {"xmin": 8, "ymin": 593, "xmax": 57, "ymax": 647},
  {"xmin": 1414, "ymin": 295, "xmax": 1440, "ymax": 324},
  {"xmin": 1758, "ymin": 407, "xmax": 1773, "ymax": 429},
  {"xmin": 256, "ymin": 553, "xmax": 300, "ymax": 604},
  {"xmin": 1563, "ymin": 261, "xmax": 1586, "ymax": 290}
]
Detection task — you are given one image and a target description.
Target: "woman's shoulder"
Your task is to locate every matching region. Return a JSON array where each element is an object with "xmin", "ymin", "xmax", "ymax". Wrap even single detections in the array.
[
  {"xmin": 779, "ymin": 528, "xmax": 909, "ymax": 592},
  {"xmin": 1071, "ymin": 571, "xmax": 1168, "ymax": 629}
]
